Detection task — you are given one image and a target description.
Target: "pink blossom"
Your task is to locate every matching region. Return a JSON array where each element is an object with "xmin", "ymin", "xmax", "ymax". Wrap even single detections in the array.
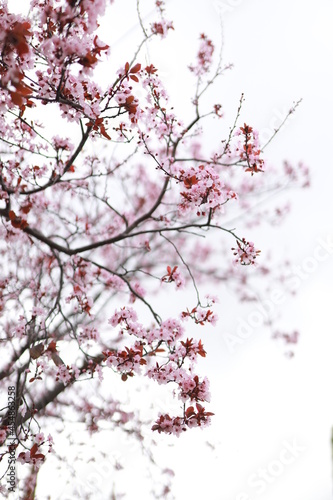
[
  {"xmin": 0, "ymin": 429, "xmax": 6, "ymax": 443},
  {"xmin": 161, "ymin": 266, "xmax": 185, "ymax": 289},
  {"xmin": 55, "ymin": 365, "xmax": 79, "ymax": 384},
  {"xmin": 35, "ymin": 432, "xmax": 45, "ymax": 445},
  {"xmin": 151, "ymin": 20, "xmax": 174, "ymax": 39},
  {"xmin": 176, "ymin": 164, "xmax": 227, "ymax": 216},
  {"xmin": 108, "ymin": 307, "xmax": 138, "ymax": 327},
  {"xmin": 232, "ymin": 238, "xmax": 261, "ymax": 266},
  {"xmin": 104, "ymin": 343, "xmax": 146, "ymax": 375},
  {"xmin": 189, "ymin": 34, "xmax": 214, "ymax": 76},
  {"xmin": 234, "ymin": 124, "xmax": 265, "ymax": 174},
  {"xmin": 17, "ymin": 451, "xmax": 31, "ymax": 465}
]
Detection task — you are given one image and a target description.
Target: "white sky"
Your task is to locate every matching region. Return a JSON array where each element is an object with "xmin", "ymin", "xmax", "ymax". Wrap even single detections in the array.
[{"xmin": 6, "ymin": 0, "xmax": 333, "ymax": 499}]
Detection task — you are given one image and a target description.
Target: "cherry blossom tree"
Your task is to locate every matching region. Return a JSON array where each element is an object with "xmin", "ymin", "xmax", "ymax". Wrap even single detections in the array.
[{"xmin": 0, "ymin": 0, "xmax": 309, "ymax": 497}]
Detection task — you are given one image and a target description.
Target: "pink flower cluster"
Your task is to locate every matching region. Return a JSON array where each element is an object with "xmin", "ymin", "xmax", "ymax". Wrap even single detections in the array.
[
  {"xmin": 108, "ymin": 308, "xmax": 185, "ymax": 345},
  {"xmin": 108, "ymin": 306, "xmax": 138, "ymax": 328},
  {"xmin": 78, "ymin": 325, "xmax": 100, "ymax": 343},
  {"xmin": 104, "ymin": 342, "xmax": 147, "ymax": 376},
  {"xmin": 150, "ymin": 1, "xmax": 174, "ymax": 39},
  {"xmin": 17, "ymin": 449, "xmax": 44, "ymax": 469},
  {"xmin": 189, "ymin": 34, "xmax": 214, "ymax": 76},
  {"xmin": 148, "ymin": 365, "xmax": 210, "ymax": 401},
  {"xmin": 283, "ymin": 160, "xmax": 310, "ymax": 188},
  {"xmin": 177, "ymin": 164, "xmax": 227, "ymax": 216},
  {"xmin": 0, "ymin": 0, "xmax": 110, "ymax": 121},
  {"xmin": 17, "ymin": 433, "xmax": 53, "ymax": 468},
  {"xmin": 114, "ymin": 77, "xmax": 141, "ymax": 125},
  {"xmin": 174, "ymin": 338, "xmax": 207, "ymax": 362},
  {"xmin": 161, "ymin": 266, "xmax": 184, "ymax": 289},
  {"xmin": 55, "ymin": 364, "xmax": 80, "ymax": 385},
  {"xmin": 0, "ymin": 429, "xmax": 6, "ymax": 444},
  {"xmin": 65, "ymin": 258, "xmax": 96, "ymax": 315},
  {"xmin": 152, "ymin": 403, "xmax": 214, "ymax": 436},
  {"xmin": 232, "ymin": 238, "xmax": 261, "ymax": 266},
  {"xmin": 0, "ymin": 9, "xmax": 35, "ymax": 108},
  {"xmin": 181, "ymin": 306, "xmax": 218, "ymax": 326},
  {"xmin": 105, "ymin": 304, "xmax": 212, "ymax": 434},
  {"xmin": 152, "ymin": 318, "xmax": 185, "ymax": 344},
  {"xmin": 234, "ymin": 124, "xmax": 265, "ymax": 175},
  {"xmin": 66, "ymin": 286, "xmax": 93, "ymax": 315},
  {"xmin": 31, "ymin": 0, "xmax": 108, "ymax": 64},
  {"xmin": 151, "ymin": 19, "xmax": 174, "ymax": 39},
  {"xmin": 140, "ymin": 64, "xmax": 183, "ymax": 141}
]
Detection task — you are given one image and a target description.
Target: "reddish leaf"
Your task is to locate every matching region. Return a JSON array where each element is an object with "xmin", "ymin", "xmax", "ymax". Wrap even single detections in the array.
[
  {"xmin": 46, "ymin": 341, "xmax": 57, "ymax": 353},
  {"xmin": 130, "ymin": 63, "xmax": 141, "ymax": 74},
  {"xmin": 185, "ymin": 406, "xmax": 195, "ymax": 418},
  {"xmin": 93, "ymin": 35, "xmax": 109, "ymax": 53},
  {"xmin": 8, "ymin": 210, "xmax": 16, "ymax": 221},
  {"xmin": 183, "ymin": 175, "xmax": 198, "ymax": 189},
  {"xmin": 145, "ymin": 64, "xmax": 158, "ymax": 74},
  {"xmin": 30, "ymin": 443, "xmax": 38, "ymax": 457},
  {"xmin": 100, "ymin": 125, "xmax": 111, "ymax": 140},
  {"xmin": 21, "ymin": 201, "xmax": 32, "ymax": 214},
  {"xmin": 8, "ymin": 210, "xmax": 28, "ymax": 229}
]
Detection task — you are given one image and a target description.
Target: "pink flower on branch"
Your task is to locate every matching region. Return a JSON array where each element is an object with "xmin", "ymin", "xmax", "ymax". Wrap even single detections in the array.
[
  {"xmin": 232, "ymin": 238, "xmax": 261, "ymax": 266},
  {"xmin": 234, "ymin": 123, "xmax": 265, "ymax": 175},
  {"xmin": 151, "ymin": 20, "xmax": 174, "ymax": 39},
  {"xmin": 0, "ymin": 429, "xmax": 7, "ymax": 444},
  {"xmin": 161, "ymin": 265, "xmax": 184, "ymax": 289},
  {"xmin": 176, "ymin": 164, "xmax": 229, "ymax": 217},
  {"xmin": 181, "ymin": 307, "xmax": 218, "ymax": 326},
  {"xmin": 104, "ymin": 343, "xmax": 147, "ymax": 378},
  {"xmin": 189, "ymin": 34, "xmax": 214, "ymax": 76},
  {"xmin": 152, "ymin": 403, "xmax": 214, "ymax": 436},
  {"xmin": 150, "ymin": 1, "xmax": 174, "ymax": 39},
  {"xmin": 17, "ymin": 443, "xmax": 45, "ymax": 469},
  {"xmin": 34, "ymin": 432, "xmax": 45, "ymax": 445}
]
